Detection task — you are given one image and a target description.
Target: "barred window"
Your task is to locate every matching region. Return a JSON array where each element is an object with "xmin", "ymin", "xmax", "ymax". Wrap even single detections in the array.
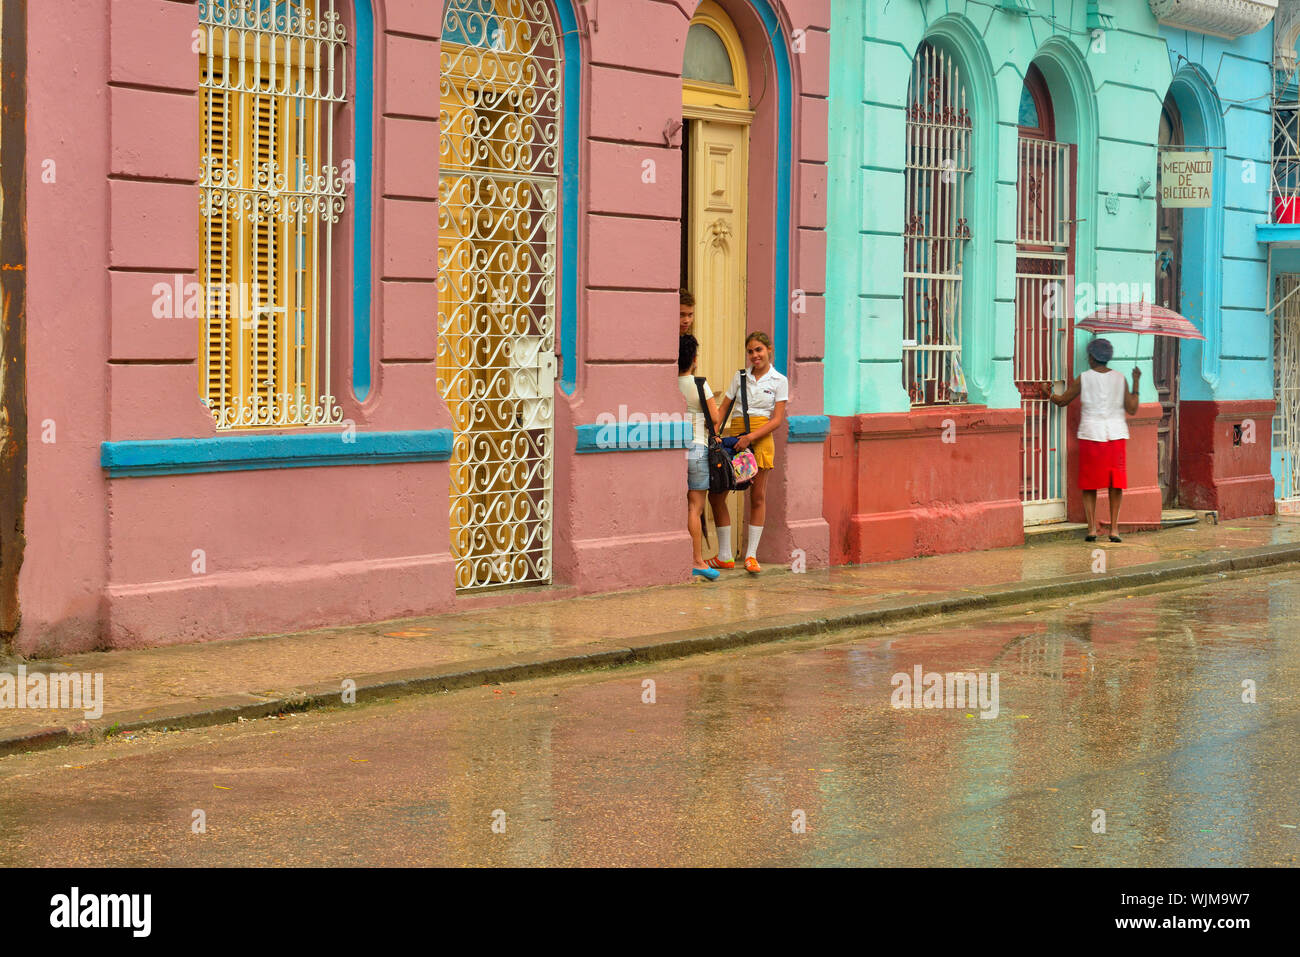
[
  {"xmin": 1272, "ymin": 69, "xmax": 1300, "ymax": 222},
  {"xmin": 199, "ymin": 0, "xmax": 348, "ymax": 429},
  {"xmin": 903, "ymin": 42, "xmax": 971, "ymax": 407}
]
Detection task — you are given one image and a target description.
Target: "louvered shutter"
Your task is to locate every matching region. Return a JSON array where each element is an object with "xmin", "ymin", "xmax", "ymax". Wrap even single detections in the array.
[{"xmin": 201, "ymin": 68, "xmax": 233, "ymax": 411}]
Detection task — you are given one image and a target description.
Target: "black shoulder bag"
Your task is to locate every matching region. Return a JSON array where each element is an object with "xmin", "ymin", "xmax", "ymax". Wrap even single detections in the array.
[{"xmin": 695, "ymin": 377, "xmax": 737, "ymax": 496}]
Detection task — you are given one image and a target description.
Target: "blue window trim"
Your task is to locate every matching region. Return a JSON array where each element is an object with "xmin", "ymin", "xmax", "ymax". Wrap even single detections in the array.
[
  {"xmin": 575, "ymin": 421, "xmax": 691, "ymax": 453},
  {"xmin": 574, "ymin": 414, "xmax": 827, "ymax": 452},
  {"xmin": 102, "ymin": 431, "xmax": 452, "ymax": 478},
  {"xmin": 752, "ymin": 0, "xmax": 792, "ymax": 376},
  {"xmin": 352, "ymin": 0, "xmax": 375, "ymax": 401},
  {"xmin": 555, "ymin": 0, "xmax": 581, "ymax": 393}
]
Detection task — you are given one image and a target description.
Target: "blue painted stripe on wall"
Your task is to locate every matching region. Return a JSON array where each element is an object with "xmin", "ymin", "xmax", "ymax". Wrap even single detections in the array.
[
  {"xmin": 352, "ymin": 0, "xmax": 374, "ymax": 401},
  {"xmin": 753, "ymin": 0, "xmax": 792, "ymax": 377},
  {"xmin": 787, "ymin": 414, "xmax": 830, "ymax": 442},
  {"xmin": 575, "ymin": 421, "xmax": 691, "ymax": 453},
  {"xmin": 557, "ymin": 0, "xmax": 581, "ymax": 394},
  {"xmin": 102, "ymin": 430, "xmax": 453, "ymax": 477}
]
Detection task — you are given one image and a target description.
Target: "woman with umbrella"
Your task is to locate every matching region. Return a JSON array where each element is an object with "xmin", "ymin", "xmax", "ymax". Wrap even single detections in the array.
[{"xmin": 1040, "ymin": 338, "xmax": 1139, "ymax": 542}]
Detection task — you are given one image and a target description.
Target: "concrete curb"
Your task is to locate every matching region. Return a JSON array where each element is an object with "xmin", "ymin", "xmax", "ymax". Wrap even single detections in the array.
[{"xmin": 3, "ymin": 541, "xmax": 1298, "ymax": 758}]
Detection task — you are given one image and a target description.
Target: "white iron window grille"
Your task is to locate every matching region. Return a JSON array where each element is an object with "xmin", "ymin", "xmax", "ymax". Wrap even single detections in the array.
[
  {"xmin": 439, "ymin": 0, "xmax": 560, "ymax": 591},
  {"xmin": 1014, "ymin": 138, "xmax": 1074, "ymax": 512},
  {"xmin": 1271, "ymin": 63, "xmax": 1300, "ymax": 223},
  {"xmin": 1274, "ymin": 273, "xmax": 1300, "ymax": 504},
  {"xmin": 904, "ymin": 43, "xmax": 972, "ymax": 407},
  {"xmin": 198, "ymin": 0, "xmax": 348, "ymax": 430}
]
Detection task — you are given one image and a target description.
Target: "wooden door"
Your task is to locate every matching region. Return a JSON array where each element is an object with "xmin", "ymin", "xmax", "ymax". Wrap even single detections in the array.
[
  {"xmin": 1154, "ymin": 98, "xmax": 1183, "ymax": 507},
  {"xmin": 688, "ymin": 116, "xmax": 748, "ymax": 397},
  {"xmin": 685, "ymin": 113, "xmax": 748, "ymax": 554}
]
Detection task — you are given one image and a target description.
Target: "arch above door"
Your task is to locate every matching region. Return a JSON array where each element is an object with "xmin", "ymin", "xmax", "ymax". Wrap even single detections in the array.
[{"xmin": 683, "ymin": 0, "xmax": 749, "ymax": 113}]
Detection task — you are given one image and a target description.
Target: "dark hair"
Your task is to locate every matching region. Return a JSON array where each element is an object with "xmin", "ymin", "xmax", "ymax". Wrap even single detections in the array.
[
  {"xmin": 1086, "ymin": 337, "xmax": 1114, "ymax": 365},
  {"xmin": 678, "ymin": 334, "xmax": 698, "ymax": 374},
  {"xmin": 745, "ymin": 330, "xmax": 773, "ymax": 350},
  {"xmin": 679, "ymin": 289, "xmax": 695, "ymax": 308}
]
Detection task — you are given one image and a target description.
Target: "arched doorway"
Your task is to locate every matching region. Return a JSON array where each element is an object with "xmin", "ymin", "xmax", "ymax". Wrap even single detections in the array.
[
  {"xmin": 681, "ymin": 0, "xmax": 752, "ymax": 551},
  {"xmin": 1015, "ymin": 63, "xmax": 1076, "ymax": 525},
  {"xmin": 1155, "ymin": 93, "xmax": 1184, "ymax": 507},
  {"xmin": 681, "ymin": 0, "xmax": 749, "ymax": 393}
]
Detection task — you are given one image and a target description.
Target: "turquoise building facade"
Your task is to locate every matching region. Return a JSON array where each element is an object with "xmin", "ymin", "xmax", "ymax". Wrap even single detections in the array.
[{"xmin": 824, "ymin": 0, "xmax": 1278, "ymax": 565}]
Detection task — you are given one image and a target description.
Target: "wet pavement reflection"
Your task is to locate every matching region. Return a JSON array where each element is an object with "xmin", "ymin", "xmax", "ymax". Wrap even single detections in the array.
[{"xmin": 1, "ymin": 570, "xmax": 1298, "ymax": 866}]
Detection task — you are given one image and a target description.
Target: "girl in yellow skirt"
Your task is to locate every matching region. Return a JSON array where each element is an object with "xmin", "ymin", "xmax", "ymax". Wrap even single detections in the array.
[{"xmin": 707, "ymin": 331, "xmax": 789, "ymax": 574}]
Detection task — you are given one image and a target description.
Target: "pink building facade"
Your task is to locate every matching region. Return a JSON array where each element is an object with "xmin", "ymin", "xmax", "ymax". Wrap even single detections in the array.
[{"xmin": 8, "ymin": 0, "xmax": 829, "ymax": 656}]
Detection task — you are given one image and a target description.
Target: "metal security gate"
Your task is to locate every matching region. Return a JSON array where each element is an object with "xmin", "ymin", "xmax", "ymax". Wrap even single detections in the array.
[
  {"xmin": 198, "ymin": 0, "xmax": 350, "ymax": 430},
  {"xmin": 903, "ymin": 43, "xmax": 972, "ymax": 406},
  {"xmin": 438, "ymin": 0, "xmax": 559, "ymax": 590},
  {"xmin": 1014, "ymin": 137, "xmax": 1074, "ymax": 523},
  {"xmin": 1274, "ymin": 274, "xmax": 1300, "ymax": 507}
]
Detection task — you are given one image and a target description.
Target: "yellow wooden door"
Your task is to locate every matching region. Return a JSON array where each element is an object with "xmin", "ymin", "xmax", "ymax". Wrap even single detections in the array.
[{"xmin": 686, "ymin": 114, "xmax": 748, "ymax": 555}]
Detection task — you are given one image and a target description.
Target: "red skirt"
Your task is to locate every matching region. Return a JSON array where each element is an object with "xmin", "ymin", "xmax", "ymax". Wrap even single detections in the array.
[{"xmin": 1078, "ymin": 438, "xmax": 1127, "ymax": 491}]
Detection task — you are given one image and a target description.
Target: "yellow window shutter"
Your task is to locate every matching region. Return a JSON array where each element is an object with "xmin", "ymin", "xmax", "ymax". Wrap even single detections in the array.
[{"xmin": 247, "ymin": 89, "xmax": 280, "ymax": 411}]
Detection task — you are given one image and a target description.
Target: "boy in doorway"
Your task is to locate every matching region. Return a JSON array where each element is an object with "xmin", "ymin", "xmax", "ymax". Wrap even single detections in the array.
[{"xmin": 679, "ymin": 289, "xmax": 695, "ymax": 335}]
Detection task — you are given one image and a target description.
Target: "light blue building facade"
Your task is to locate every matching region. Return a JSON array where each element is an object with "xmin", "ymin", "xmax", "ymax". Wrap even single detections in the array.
[{"xmin": 823, "ymin": 0, "xmax": 1279, "ymax": 566}]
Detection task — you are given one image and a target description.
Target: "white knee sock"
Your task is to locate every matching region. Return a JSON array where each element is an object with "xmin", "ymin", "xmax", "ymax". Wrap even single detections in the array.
[
  {"xmin": 746, "ymin": 525, "xmax": 764, "ymax": 559},
  {"xmin": 716, "ymin": 527, "xmax": 733, "ymax": 562}
]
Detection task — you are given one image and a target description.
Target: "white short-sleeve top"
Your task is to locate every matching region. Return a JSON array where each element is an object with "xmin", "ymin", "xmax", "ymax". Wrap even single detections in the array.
[
  {"xmin": 725, "ymin": 366, "xmax": 789, "ymax": 419},
  {"xmin": 1077, "ymin": 369, "xmax": 1130, "ymax": 441},
  {"xmin": 678, "ymin": 375, "xmax": 713, "ymax": 447}
]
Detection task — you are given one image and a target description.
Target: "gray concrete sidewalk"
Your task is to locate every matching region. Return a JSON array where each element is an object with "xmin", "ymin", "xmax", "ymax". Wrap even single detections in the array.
[{"xmin": 2, "ymin": 515, "xmax": 1299, "ymax": 756}]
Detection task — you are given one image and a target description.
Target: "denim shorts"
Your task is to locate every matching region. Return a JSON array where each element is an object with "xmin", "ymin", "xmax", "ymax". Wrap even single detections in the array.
[{"xmin": 687, "ymin": 445, "xmax": 709, "ymax": 491}]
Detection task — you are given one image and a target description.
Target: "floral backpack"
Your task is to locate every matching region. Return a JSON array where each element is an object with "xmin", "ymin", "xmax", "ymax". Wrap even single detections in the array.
[{"xmin": 724, "ymin": 369, "xmax": 757, "ymax": 489}]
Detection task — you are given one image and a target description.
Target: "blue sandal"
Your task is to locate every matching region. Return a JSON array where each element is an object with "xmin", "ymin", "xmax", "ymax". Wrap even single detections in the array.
[{"xmin": 692, "ymin": 566, "xmax": 720, "ymax": 581}]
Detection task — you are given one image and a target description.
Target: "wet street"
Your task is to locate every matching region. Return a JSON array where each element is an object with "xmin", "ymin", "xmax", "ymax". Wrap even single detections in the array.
[{"xmin": 1, "ymin": 569, "xmax": 1298, "ymax": 867}]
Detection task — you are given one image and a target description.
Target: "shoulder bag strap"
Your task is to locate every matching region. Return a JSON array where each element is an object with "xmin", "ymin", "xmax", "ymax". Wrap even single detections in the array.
[
  {"xmin": 739, "ymin": 369, "xmax": 751, "ymax": 435},
  {"xmin": 694, "ymin": 377, "xmax": 717, "ymax": 441}
]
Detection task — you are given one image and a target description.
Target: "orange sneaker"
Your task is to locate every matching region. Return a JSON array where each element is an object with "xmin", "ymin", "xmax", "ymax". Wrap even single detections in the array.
[
  {"xmin": 707, "ymin": 557, "xmax": 735, "ymax": 570},
  {"xmin": 744, "ymin": 556, "xmax": 761, "ymax": 575}
]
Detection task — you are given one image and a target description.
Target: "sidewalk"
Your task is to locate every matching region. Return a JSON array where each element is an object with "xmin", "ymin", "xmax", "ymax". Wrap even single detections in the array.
[{"xmin": 3, "ymin": 516, "xmax": 1300, "ymax": 755}]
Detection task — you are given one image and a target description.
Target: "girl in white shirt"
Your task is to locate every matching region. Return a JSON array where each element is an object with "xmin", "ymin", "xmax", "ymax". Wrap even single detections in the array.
[
  {"xmin": 678, "ymin": 335, "xmax": 723, "ymax": 580},
  {"xmin": 708, "ymin": 331, "xmax": 789, "ymax": 574},
  {"xmin": 1041, "ymin": 337, "xmax": 1140, "ymax": 542}
]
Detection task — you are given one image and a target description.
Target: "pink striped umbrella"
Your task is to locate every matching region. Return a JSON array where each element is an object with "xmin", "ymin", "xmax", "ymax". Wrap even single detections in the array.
[{"xmin": 1076, "ymin": 303, "xmax": 1205, "ymax": 340}]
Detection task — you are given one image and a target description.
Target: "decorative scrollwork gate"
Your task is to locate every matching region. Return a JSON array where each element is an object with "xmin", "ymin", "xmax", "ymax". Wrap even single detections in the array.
[{"xmin": 438, "ymin": 0, "xmax": 559, "ymax": 590}]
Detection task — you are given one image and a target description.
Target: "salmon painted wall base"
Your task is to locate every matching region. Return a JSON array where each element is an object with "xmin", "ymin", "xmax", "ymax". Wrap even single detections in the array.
[
  {"xmin": 823, "ymin": 407, "xmax": 1024, "ymax": 565},
  {"xmin": 1179, "ymin": 399, "xmax": 1277, "ymax": 519}
]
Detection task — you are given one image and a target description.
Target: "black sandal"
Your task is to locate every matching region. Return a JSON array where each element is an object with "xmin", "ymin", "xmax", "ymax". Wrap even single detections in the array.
[
  {"xmin": 1084, "ymin": 534, "xmax": 1097, "ymax": 542},
  {"xmin": 1109, "ymin": 535, "xmax": 1122, "ymax": 543}
]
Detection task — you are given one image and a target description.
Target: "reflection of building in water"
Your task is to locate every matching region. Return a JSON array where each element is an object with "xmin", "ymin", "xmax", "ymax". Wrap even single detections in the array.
[{"xmin": 994, "ymin": 625, "xmax": 1096, "ymax": 681}]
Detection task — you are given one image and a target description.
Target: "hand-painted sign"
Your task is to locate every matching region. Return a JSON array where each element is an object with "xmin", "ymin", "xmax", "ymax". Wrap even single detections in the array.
[{"xmin": 1160, "ymin": 150, "xmax": 1213, "ymax": 208}]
